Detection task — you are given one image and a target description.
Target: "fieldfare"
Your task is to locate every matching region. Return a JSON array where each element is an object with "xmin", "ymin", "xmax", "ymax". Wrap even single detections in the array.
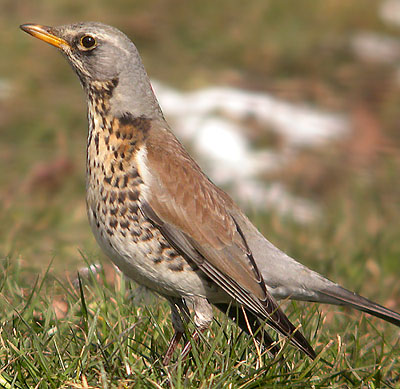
[{"xmin": 20, "ymin": 22, "xmax": 400, "ymax": 364}]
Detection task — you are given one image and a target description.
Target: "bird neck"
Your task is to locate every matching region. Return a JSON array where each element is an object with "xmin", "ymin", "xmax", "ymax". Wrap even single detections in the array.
[{"xmin": 109, "ymin": 66, "xmax": 164, "ymax": 122}]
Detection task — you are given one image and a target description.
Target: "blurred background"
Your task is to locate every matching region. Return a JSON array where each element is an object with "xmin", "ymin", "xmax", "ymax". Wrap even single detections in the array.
[{"xmin": 1, "ymin": 0, "xmax": 400, "ymax": 314}]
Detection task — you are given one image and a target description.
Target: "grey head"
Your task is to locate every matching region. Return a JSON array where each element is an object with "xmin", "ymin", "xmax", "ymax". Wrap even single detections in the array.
[{"xmin": 20, "ymin": 22, "xmax": 163, "ymax": 119}]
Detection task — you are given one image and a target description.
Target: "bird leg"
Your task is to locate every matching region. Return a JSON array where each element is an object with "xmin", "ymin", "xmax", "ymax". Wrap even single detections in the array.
[
  {"xmin": 179, "ymin": 296, "xmax": 213, "ymax": 362},
  {"xmin": 163, "ymin": 297, "xmax": 190, "ymax": 365},
  {"xmin": 163, "ymin": 330, "xmax": 183, "ymax": 366},
  {"xmin": 163, "ymin": 296, "xmax": 213, "ymax": 365}
]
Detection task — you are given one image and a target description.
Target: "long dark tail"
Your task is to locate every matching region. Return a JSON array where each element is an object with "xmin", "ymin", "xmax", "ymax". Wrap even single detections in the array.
[{"xmin": 318, "ymin": 285, "xmax": 400, "ymax": 327}]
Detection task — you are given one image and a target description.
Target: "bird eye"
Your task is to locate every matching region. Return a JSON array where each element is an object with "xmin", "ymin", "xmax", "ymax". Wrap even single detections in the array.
[{"xmin": 80, "ymin": 35, "xmax": 97, "ymax": 50}]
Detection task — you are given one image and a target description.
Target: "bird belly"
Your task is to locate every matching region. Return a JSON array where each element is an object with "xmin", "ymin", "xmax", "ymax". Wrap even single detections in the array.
[{"xmin": 86, "ymin": 184, "xmax": 222, "ymax": 301}]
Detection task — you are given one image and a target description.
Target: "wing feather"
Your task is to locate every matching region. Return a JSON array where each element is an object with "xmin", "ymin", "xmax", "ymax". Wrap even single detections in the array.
[{"xmin": 140, "ymin": 126, "xmax": 315, "ymax": 358}]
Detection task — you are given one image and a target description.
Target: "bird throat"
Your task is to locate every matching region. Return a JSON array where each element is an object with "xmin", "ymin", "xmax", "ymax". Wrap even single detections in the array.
[
  {"xmin": 85, "ymin": 77, "xmax": 151, "ymax": 219},
  {"xmin": 86, "ymin": 78, "xmax": 150, "ymax": 169}
]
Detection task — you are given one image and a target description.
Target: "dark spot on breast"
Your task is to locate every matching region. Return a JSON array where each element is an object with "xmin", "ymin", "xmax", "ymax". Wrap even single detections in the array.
[
  {"xmin": 128, "ymin": 190, "xmax": 139, "ymax": 201},
  {"xmin": 134, "ymin": 117, "xmax": 151, "ymax": 133},
  {"xmin": 129, "ymin": 168, "xmax": 139, "ymax": 179},
  {"xmin": 166, "ymin": 251, "xmax": 180, "ymax": 261},
  {"xmin": 120, "ymin": 220, "xmax": 130, "ymax": 229},
  {"xmin": 109, "ymin": 191, "xmax": 117, "ymax": 204},
  {"xmin": 159, "ymin": 241, "xmax": 170, "ymax": 251},
  {"xmin": 109, "ymin": 218, "xmax": 118, "ymax": 228},
  {"xmin": 119, "ymin": 162, "xmax": 124, "ymax": 171},
  {"xmin": 104, "ymin": 176, "xmax": 112, "ymax": 185},
  {"xmin": 120, "ymin": 205, "xmax": 128, "ymax": 216},
  {"xmin": 115, "ymin": 114, "xmax": 151, "ymax": 149},
  {"xmin": 168, "ymin": 262, "xmax": 184, "ymax": 272},
  {"xmin": 94, "ymin": 133, "xmax": 99, "ymax": 151},
  {"xmin": 131, "ymin": 229, "xmax": 141, "ymax": 237},
  {"xmin": 141, "ymin": 229, "xmax": 154, "ymax": 241},
  {"xmin": 111, "ymin": 77, "xmax": 119, "ymax": 88},
  {"xmin": 128, "ymin": 214, "xmax": 139, "ymax": 222},
  {"xmin": 118, "ymin": 191, "xmax": 126, "ymax": 204},
  {"xmin": 119, "ymin": 114, "xmax": 151, "ymax": 133},
  {"xmin": 129, "ymin": 203, "xmax": 139, "ymax": 214},
  {"xmin": 110, "ymin": 207, "xmax": 118, "ymax": 216}
]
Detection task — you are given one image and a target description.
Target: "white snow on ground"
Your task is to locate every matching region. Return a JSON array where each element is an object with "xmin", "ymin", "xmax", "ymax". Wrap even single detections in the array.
[
  {"xmin": 153, "ymin": 82, "xmax": 348, "ymax": 147},
  {"xmin": 152, "ymin": 81, "xmax": 350, "ymax": 223}
]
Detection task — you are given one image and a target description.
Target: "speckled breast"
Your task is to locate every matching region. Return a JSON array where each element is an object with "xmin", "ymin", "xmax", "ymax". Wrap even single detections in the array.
[{"xmin": 83, "ymin": 84, "xmax": 220, "ymax": 299}]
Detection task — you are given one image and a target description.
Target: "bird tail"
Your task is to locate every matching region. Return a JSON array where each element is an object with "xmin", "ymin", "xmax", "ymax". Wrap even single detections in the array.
[{"xmin": 316, "ymin": 284, "xmax": 400, "ymax": 327}]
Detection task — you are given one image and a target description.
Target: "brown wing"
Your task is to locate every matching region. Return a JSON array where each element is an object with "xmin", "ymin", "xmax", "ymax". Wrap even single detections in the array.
[
  {"xmin": 140, "ymin": 124, "xmax": 315, "ymax": 358},
  {"xmin": 143, "ymin": 125, "xmax": 266, "ymax": 300}
]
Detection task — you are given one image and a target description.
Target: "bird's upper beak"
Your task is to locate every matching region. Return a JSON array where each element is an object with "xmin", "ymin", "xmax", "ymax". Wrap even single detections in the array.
[{"xmin": 20, "ymin": 24, "xmax": 70, "ymax": 49}]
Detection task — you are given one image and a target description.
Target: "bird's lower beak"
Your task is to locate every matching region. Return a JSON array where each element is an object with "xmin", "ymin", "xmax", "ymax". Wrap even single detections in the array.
[{"xmin": 20, "ymin": 24, "xmax": 70, "ymax": 49}]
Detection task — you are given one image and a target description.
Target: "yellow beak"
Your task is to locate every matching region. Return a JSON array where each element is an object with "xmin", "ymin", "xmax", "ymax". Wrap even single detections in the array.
[{"xmin": 20, "ymin": 24, "xmax": 70, "ymax": 49}]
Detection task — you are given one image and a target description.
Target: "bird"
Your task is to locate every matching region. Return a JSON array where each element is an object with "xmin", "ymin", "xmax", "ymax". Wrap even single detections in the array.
[{"xmin": 20, "ymin": 22, "xmax": 400, "ymax": 364}]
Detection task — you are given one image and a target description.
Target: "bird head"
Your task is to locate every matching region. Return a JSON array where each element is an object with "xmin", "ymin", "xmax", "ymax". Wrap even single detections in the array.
[
  {"xmin": 20, "ymin": 22, "xmax": 141, "ymax": 84},
  {"xmin": 20, "ymin": 22, "xmax": 163, "ymax": 119}
]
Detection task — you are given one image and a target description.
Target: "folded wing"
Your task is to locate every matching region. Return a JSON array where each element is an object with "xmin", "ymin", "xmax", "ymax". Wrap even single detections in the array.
[{"xmin": 139, "ymin": 125, "xmax": 316, "ymax": 358}]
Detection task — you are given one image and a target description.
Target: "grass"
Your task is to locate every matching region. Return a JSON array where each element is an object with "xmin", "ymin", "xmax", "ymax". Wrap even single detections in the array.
[
  {"xmin": 1, "ymin": 258, "xmax": 399, "ymax": 388},
  {"xmin": 1, "ymin": 175, "xmax": 400, "ymax": 387},
  {"xmin": 1, "ymin": 0, "xmax": 400, "ymax": 387}
]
